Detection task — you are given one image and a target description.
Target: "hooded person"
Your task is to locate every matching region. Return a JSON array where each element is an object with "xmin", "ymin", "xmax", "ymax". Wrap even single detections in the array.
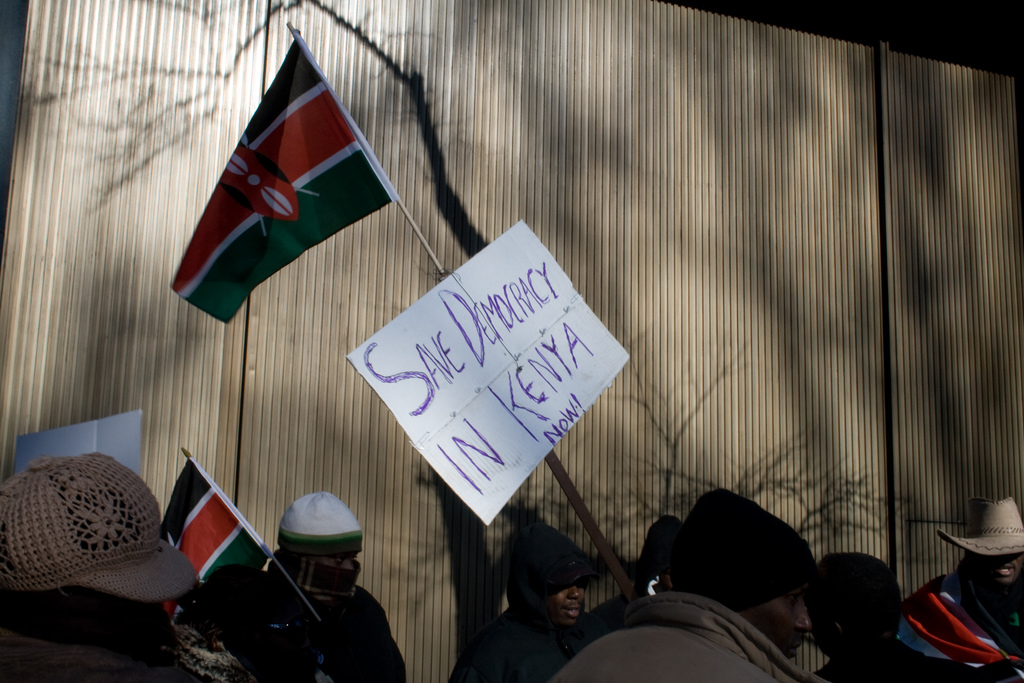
[
  {"xmin": 0, "ymin": 452, "xmax": 255, "ymax": 683},
  {"xmin": 900, "ymin": 497, "xmax": 1024, "ymax": 667},
  {"xmin": 272, "ymin": 491, "xmax": 405, "ymax": 683},
  {"xmin": 550, "ymin": 489, "xmax": 824, "ymax": 683},
  {"xmin": 591, "ymin": 515, "xmax": 682, "ymax": 630},
  {"xmin": 448, "ymin": 522, "xmax": 610, "ymax": 683}
]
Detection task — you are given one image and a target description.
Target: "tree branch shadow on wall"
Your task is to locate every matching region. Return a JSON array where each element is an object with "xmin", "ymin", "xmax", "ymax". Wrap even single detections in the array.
[
  {"xmin": 309, "ymin": 0, "xmax": 487, "ymax": 262},
  {"xmin": 628, "ymin": 337, "xmax": 889, "ymax": 553},
  {"xmin": 626, "ymin": 337, "xmax": 743, "ymax": 514}
]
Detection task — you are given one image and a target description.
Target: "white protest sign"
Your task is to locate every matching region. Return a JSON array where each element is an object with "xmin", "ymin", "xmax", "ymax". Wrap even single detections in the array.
[{"xmin": 348, "ymin": 222, "xmax": 628, "ymax": 524}]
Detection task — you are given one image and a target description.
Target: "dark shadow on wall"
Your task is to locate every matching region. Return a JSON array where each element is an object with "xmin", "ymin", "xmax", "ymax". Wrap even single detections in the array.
[
  {"xmin": 309, "ymin": 2, "xmax": 505, "ymax": 652},
  {"xmin": 884, "ymin": 56, "xmax": 1021, "ymax": 516},
  {"xmin": 419, "ymin": 467, "xmax": 554, "ymax": 650},
  {"xmin": 309, "ymin": 0, "xmax": 488, "ymax": 261}
]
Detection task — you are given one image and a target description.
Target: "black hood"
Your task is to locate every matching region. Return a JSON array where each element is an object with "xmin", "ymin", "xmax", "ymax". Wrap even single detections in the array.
[{"xmin": 505, "ymin": 523, "xmax": 596, "ymax": 630}]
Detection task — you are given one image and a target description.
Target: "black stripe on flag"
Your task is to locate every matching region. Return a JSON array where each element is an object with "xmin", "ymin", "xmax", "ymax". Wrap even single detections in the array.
[
  {"xmin": 161, "ymin": 459, "xmax": 211, "ymax": 546},
  {"xmin": 244, "ymin": 43, "xmax": 322, "ymax": 143}
]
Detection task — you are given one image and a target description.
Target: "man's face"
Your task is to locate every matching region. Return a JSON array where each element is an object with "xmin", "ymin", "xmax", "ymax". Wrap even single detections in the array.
[
  {"xmin": 297, "ymin": 551, "xmax": 361, "ymax": 608},
  {"xmin": 964, "ymin": 551, "xmax": 1024, "ymax": 589},
  {"xmin": 737, "ymin": 583, "xmax": 812, "ymax": 658},
  {"xmin": 546, "ymin": 581, "xmax": 586, "ymax": 628}
]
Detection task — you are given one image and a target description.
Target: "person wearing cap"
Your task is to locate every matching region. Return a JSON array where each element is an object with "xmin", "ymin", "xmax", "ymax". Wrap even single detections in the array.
[
  {"xmin": 550, "ymin": 488, "xmax": 823, "ymax": 683},
  {"xmin": 900, "ymin": 497, "xmax": 1024, "ymax": 667},
  {"xmin": 810, "ymin": 551, "xmax": 1020, "ymax": 682},
  {"xmin": 274, "ymin": 491, "xmax": 405, "ymax": 683},
  {"xmin": 0, "ymin": 452, "xmax": 255, "ymax": 682},
  {"xmin": 591, "ymin": 515, "xmax": 682, "ymax": 631},
  {"xmin": 448, "ymin": 522, "xmax": 610, "ymax": 683}
]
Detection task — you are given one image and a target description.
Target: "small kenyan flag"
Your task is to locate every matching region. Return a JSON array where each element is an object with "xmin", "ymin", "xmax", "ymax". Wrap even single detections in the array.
[
  {"xmin": 161, "ymin": 454, "xmax": 270, "ymax": 580},
  {"xmin": 172, "ymin": 27, "xmax": 399, "ymax": 321}
]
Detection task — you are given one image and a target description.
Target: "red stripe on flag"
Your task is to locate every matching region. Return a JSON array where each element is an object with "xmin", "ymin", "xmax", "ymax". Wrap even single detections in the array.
[
  {"xmin": 172, "ymin": 189, "xmax": 254, "ymax": 290},
  {"xmin": 254, "ymin": 90, "xmax": 357, "ymax": 183},
  {"xmin": 178, "ymin": 494, "xmax": 239, "ymax": 574},
  {"xmin": 173, "ymin": 89, "xmax": 357, "ymax": 287}
]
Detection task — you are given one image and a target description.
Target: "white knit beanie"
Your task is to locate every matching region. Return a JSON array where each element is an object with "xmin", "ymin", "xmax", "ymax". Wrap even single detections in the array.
[{"xmin": 278, "ymin": 491, "xmax": 362, "ymax": 555}]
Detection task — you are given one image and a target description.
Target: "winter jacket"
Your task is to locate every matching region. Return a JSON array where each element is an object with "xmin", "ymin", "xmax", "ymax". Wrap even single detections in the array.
[
  {"xmin": 0, "ymin": 627, "xmax": 198, "ymax": 683},
  {"xmin": 0, "ymin": 624, "xmax": 258, "ymax": 683},
  {"xmin": 549, "ymin": 592, "xmax": 825, "ymax": 683},
  {"xmin": 306, "ymin": 586, "xmax": 406, "ymax": 683},
  {"xmin": 448, "ymin": 524, "xmax": 609, "ymax": 683},
  {"xmin": 817, "ymin": 636, "xmax": 1021, "ymax": 682},
  {"xmin": 0, "ymin": 588, "xmax": 255, "ymax": 683}
]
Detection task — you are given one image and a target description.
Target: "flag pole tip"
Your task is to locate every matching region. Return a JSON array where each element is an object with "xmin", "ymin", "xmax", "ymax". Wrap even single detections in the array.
[
  {"xmin": 287, "ymin": 21, "xmax": 297, "ymax": 33},
  {"xmin": 179, "ymin": 447, "xmax": 193, "ymax": 460}
]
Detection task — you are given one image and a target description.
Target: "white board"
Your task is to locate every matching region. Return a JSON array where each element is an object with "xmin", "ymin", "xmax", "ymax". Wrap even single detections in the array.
[
  {"xmin": 348, "ymin": 222, "xmax": 628, "ymax": 524},
  {"xmin": 15, "ymin": 409, "xmax": 143, "ymax": 474}
]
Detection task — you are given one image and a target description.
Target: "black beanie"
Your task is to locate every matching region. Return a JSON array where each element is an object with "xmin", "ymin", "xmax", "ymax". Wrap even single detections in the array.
[
  {"xmin": 634, "ymin": 515, "xmax": 683, "ymax": 596},
  {"xmin": 671, "ymin": 489, "xmax": 816, "ymax": 612}
]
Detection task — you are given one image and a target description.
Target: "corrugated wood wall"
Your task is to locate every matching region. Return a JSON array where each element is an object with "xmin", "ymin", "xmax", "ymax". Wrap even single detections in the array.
[
  {"xmin": 880, "ymin": 43, "xmax": 1024, "ymax": 594},
  {"xmin": 0, "ymin": 1, "xmax": 1020, "ymax": 679}
]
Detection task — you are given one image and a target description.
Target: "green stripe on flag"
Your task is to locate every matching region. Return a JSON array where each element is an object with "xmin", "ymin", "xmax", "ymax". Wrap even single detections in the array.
[{"xmin": 201, "ymin": 530, "xmax": 268, "ymax": 580}]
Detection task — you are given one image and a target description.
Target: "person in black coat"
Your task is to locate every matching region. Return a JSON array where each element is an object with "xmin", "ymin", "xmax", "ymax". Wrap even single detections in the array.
[
  {"xmin": 448, "ymin": 523, "xmax": 610, "ymax": 683},
  {"xmin": 274, "ymin": 491, "xmax": 405, "ymax": 683}
]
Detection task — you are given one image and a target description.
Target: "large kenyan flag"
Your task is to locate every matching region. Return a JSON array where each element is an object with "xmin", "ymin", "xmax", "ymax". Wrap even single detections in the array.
[
  {"xmin": 172, "ymin": 28, "xmax": 398, "ymax": 321},
  {"xmin": 161, "ymin": 456, "xmax": 271, "ymax": 580}
]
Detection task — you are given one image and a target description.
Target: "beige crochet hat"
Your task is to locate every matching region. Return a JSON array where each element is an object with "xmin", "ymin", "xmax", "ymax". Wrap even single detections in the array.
[
  {"xmin": 937, "ymin": 497, "xmax": 1024, "ymax": 556},
  {"xmin": 0, "ymin": 452, "xmax": 197, "ymax": 602}
]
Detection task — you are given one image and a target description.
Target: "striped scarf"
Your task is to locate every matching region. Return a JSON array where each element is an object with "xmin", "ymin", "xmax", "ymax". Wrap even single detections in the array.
[
  {"xmin": 899, "ymin": 572, "xmax": 1021, "ymax": 666},
  {"xmin": 275, "ymin": 550, "xmax": 360, "ymax": 608}
]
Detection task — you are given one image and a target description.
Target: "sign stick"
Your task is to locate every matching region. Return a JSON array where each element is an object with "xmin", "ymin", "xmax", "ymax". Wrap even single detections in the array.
[{"xmin": 545, "ymin": 451, "xmax": 638, "ymax": 602}]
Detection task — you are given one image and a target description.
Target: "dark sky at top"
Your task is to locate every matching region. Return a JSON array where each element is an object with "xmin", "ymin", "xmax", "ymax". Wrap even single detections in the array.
[
  {"xmin": 672, "ymin": 1, "xmax": 1021, "ymax": 77},
  {"xmin": 670, "ymin": 1, "xmax": 1023, "ymax": 213}
]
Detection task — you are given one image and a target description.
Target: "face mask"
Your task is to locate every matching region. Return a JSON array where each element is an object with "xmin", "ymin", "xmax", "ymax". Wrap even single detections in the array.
[{"xmin": 278, "ymin": 550, "xmax": 361, "ymax": 606}]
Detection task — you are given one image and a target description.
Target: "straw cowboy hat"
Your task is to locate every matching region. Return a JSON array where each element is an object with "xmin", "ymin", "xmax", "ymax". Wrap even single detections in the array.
[{"xmin": 937, "ymin": 497, "xmax": 1024, "ymax": 556}]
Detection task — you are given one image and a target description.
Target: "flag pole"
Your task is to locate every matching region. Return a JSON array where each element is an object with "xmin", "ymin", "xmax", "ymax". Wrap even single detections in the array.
[
  {"xmin": 268, "ymin": 555, "xmax": 322, "ymax": 623},
  {"xmin": 285, "ymin": 23, "xmax": 444, "ymax": 278},
  {"xmin": 545, "ymin": 451, "xmax": 638, "ymax": 602},
  {"xmin": 395, "ymin": 197, "xmax": 447, "ymax": 276},
  {"xmin": 179, "ymin": 448, "xmax": 322, "ymax": 621}
]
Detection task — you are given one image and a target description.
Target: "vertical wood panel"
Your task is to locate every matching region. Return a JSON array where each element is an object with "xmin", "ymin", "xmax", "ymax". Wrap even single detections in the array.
[
  {"xmin": 883, "ymin": 43, "xmax": 1024, "ymax": 593},
  {"xmin": 0, "ymin": 0, "xmax": 265, "ymax": 499}
]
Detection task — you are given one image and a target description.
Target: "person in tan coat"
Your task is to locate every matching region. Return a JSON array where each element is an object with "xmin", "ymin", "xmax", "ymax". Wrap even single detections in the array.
[{"xmin": 550, "ymin": 489, "xmax": 824, "ymax": 683}]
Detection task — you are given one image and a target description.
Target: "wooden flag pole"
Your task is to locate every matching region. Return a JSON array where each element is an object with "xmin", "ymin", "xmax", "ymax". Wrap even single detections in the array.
[
  {"xmin": 268, "ymin": 555, "xmax": 323, "ymax": 623},
  {"xmin": 179, "ymin": 447, "xmax": 322, "ymax": 622},
  {"xmin": 285, "ymin": 23, "xmax": 442, "ymax": 279},
  {"xmin": 545, "ymin": 451, "xmax": 638, "ymax": 602},
  {"xmin": 395, "ymin": 197, "xmax": 447, "ymax": 276}
]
